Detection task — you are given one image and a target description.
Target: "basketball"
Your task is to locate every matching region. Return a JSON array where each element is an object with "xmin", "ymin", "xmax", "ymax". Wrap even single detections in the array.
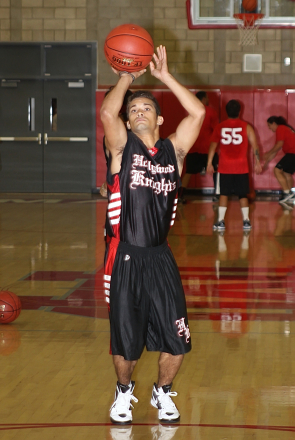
[
  {"xmin": 242, "ymin": 0, "xmax": 257, "ymax": 11},
  {"xmin": 0, "ymin": 291, "xmax": 21, "ymax": 324},
  {"xmin": 104, "ymin": 24, "xmax": 154, "ymax": 73}
]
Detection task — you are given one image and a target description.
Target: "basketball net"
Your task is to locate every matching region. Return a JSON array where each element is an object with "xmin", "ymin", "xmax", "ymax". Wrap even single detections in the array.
[{"xmin": 233, "ymin": 13, "xmax": 264, "ymax": 46}]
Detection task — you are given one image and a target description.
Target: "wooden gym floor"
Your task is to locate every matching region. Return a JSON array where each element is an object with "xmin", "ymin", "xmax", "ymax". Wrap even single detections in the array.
[{"xmin": 1, "ymin": 193, "xmax": 295, "ymax": 440}]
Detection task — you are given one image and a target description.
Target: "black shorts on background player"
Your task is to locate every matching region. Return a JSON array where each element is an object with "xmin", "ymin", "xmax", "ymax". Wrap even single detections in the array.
[
  {"xmin": 220, "ymin": 173, "xmax": 250, "ymax": 197},
  {"xmin": 275, "ymin": 153, "xmax": 295, "ymax": 175},
  {"xmin": 186, "ymin": 152, "xmax": 218, "ymax": 175}
]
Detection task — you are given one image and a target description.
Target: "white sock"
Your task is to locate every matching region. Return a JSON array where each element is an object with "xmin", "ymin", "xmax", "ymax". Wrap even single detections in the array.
[
  {"xmin": 218, "ymin": 206, "xmax": 227, "ymax": 222},
  {"xmin": 241, "ymin": 207, "xmax": 249, "ymax": 221},
  {"xmin": 218, "ymin": 235, "xmax": 227, "ymax": 253},
  {"xmin": 241, "ymin": 235, "xmax": 249, "ymax": 251},
  {"xmin": 284, "ymin": 190, "xmax": 289, "ymax": 194}
]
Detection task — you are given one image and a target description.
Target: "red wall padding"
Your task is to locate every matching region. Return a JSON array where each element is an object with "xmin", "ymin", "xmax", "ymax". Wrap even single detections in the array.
[{"xmin": 96, "ymin": 87, "xmax": 295, "ymax": 191}]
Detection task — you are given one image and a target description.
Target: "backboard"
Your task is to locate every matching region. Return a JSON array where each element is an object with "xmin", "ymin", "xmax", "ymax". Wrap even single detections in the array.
[{"xmin": 187, "ymin": 0, "xmax": 295, "ymax": 28}]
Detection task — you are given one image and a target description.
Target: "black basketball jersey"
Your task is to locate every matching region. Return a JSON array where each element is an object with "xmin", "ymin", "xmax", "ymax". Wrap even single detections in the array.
[{"xmin": 106, "ymin": 131, "xmax": 179, "ymax": 247}]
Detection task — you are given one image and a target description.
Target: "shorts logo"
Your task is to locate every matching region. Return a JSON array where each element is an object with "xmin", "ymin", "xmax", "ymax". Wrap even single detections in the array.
[
  {"xmin": 175, "ymin": 317, "xmax": 190, "ymax": 343},
  {"xmin": 124, "ymin": 255, "xmax": 130, "ymax": 261}
]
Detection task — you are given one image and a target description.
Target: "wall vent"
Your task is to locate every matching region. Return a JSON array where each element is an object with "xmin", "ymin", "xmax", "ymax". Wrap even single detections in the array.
[{"xmin": 243, "ymin": 54, "xmax": 262, "ymax": 73}]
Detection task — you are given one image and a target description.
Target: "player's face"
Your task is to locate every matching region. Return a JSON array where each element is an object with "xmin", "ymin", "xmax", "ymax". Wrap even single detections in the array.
[
  {"xmin": 127, "ymin": 98, "xmax": 162, "ymax": 132},
  {"xmin": 267, "ymin": 122, "xmax": 277, "ymax": 132}
]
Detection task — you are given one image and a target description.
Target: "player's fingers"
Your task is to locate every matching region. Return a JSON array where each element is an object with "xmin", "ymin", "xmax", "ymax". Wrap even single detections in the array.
[
  {"xmin": 160, "ymin": 45, "xmax": 166, "ymax": 58},
  {"xmin": 157, "ymin": 45, "xmax": 165, "ymax": 62},
  {"xmin": 135, "ymin": 68, "xmax": 146, "ymax": 76},
  {"xmin": 153, "ymin": 52, "xmax": 160, "ymax": 65}
]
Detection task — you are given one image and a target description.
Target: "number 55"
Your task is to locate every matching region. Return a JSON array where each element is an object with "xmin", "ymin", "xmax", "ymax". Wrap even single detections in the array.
[{"xmin": 221, "ymin": 127, "xmax": 243, "ymax": 145}]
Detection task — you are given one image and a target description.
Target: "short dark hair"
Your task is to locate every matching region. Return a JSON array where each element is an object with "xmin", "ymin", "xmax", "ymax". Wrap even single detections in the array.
[
  {"xmin": 226, "ymin": 100, "xmax": 241, "ymax": 118},
  {"xmin": 127, "ymin": 90, "xmax": 161, "ymax": 117},
  {"xmin": 196, "ymin": 91, "xmax": 207, "ymax": 101}
]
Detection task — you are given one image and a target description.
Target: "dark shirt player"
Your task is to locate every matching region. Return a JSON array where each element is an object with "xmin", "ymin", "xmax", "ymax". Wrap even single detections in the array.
[{"xmin": 100, "ymin": 45, "xmax": 205, "ymax": 425}]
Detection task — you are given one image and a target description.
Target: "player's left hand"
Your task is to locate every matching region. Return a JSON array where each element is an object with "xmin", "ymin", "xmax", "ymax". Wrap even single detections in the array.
[
  {"xmin": 150, "ymin": 45, "xmax": 169, "ymax": 80},
  {"xmin": 255, "ymin": 161, "xmax": 262, "ymax": 174},
  {"xmin": 100, "ymin": 181, "xmax": 108, "ymax": 198},
  {"xmin": 111, "ymin": 67, "xmax": 146, "ymax": 80}
]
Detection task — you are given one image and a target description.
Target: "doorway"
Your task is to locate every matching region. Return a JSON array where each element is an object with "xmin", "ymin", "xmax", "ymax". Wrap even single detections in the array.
[{"xmin": 0, "ymin": 42, "xmax": 97, "ymax": 193}]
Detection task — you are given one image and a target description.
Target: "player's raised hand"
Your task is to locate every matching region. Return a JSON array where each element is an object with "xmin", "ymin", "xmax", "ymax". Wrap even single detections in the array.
[{"xmin": 150, "ymin": 45, "xmax": 169, "ymax": 81}]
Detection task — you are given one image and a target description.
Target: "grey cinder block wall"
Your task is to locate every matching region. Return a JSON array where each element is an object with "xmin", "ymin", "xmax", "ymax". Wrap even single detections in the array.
[{"xmin": 0, "ymin": 0, "xmax": 294, "ymax": 86}]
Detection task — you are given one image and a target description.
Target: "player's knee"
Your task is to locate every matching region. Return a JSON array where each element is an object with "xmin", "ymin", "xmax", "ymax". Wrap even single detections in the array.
[{"xmin": 274, "ymin": 166, "xmax": 283, "ymax": 177}]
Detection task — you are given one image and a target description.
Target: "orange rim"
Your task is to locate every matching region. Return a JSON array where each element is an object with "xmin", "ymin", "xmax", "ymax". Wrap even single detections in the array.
[{"xmin": 234, "ymin": 13, "xmax": 264, "ymax": 25}]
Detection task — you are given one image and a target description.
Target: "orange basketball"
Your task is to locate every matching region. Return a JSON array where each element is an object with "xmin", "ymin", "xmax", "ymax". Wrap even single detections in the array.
[
  {"xmin": 242, "ymin": 0, "xmax": 257, "ymax": 11},
  {"xmin": 0, "ymin": 291, "xmax": 21, "ymax": 324},
  {"xmin": 104, "ymin": 24, "xmax": 154, "ymax": 73}
]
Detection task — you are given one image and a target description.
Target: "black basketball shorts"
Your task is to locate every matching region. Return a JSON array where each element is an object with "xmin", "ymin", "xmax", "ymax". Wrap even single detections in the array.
[
  {"xmin": 275, "ymin": 153, "xmax": 295, "ymax": 175},
  {"xmin": 186, "ymin": 152, "xmax": 218, "ymax": 175},
  {"xmin": 219, "ymin": 173, "xmax": 249, "ymax": 197},
  {"xmin": 105, "ymin": 239, "xmax": 192, "ymax": 361}
]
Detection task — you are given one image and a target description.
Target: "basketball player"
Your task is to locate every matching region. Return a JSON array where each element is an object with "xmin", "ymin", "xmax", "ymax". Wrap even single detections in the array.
[
  {"xmin": 206, "ymin": 99, "xmax": 262, "ymax": 231},
  {"xmin": 178, "ymin": 91, "xmax": 219, "ymax": 203},
  {"xmin": 100, "ymin": 45, "xmax": 205, "ymax": 425},
  {"xmin": 264, "ymin": 116, "xmax": 295, "ymax": 203}
]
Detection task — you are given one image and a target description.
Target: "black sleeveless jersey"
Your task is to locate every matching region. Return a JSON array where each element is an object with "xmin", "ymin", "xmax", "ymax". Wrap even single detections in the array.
[{"xmin": 106, "ymin": 131, "xmax": 179, "ymax": 247}]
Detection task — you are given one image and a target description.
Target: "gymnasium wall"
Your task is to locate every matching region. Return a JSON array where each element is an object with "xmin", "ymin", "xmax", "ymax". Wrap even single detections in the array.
[
  {"xmin": 0, "ymin": 0, "xmax": 294, "ymax": 87},
  {"xmin": 96, "ymin": 87, "xmax": 295, "ymax": 191}
]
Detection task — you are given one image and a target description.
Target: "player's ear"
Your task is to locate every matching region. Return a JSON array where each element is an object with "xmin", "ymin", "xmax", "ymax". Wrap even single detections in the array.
[
  {"xmin": 126, "ymin": 121, "xmax": 131, "ymax": 129},
  {"xmin": 157, "ymin": 116, "xmax": 164, "ymax": 126}
]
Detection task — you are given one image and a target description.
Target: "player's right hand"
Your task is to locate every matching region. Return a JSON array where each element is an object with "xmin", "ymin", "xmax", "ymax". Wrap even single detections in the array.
[{"xmin": 206, "ymin": 164, "xmax": 214, "ymax": 175}]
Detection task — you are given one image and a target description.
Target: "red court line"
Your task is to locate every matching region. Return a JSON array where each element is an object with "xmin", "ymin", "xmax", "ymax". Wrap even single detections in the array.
[
  {"xmin": 178, "ymin": 267, "xmax": 291, "ymax": 272},
  {"xmin": 0, "ymin": 423, "xmax": 295, "ymax": 433}
]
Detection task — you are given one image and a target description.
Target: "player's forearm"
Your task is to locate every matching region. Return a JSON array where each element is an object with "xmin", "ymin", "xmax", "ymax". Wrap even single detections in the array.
[
  {"xmin": 265, "ymin": 150, "xmax": 277, "ymax": 162},
  {"xmin": 264, "ymin": 145, "xmax": 280, "ymax": 162},
  {"xmin": 253, "ymin": 147, "xmax": 260, "ymax": 163},
  {"xmin": 100, "ymin": 75, "xmax": 132, "ymax": 120},
  {"xmin": 207, "ymin": 143, "xmax": 217, "ymax": 166},
  {"xmin": 161, "ymin": 72, "xmax": 205, "ymax": 119}
]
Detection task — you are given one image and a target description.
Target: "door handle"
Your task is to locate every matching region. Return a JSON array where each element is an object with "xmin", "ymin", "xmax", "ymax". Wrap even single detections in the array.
[
  {"xmin": 44, "ymin": 134, "xmax": 88, "ymax": 144},
  {"xmin": 0, "ymin": 136, "xmax": 41, "ymax": 142}
]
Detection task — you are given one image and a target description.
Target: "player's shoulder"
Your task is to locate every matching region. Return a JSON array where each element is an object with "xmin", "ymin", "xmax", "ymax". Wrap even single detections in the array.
[{"xmin": 277, "ymin": 124, "xmax": 287, "ymax": 133}]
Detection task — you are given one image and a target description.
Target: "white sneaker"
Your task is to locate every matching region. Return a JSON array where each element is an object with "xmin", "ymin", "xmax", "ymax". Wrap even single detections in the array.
[
  {"xmin": 110, "ymin": 381, "xmax": 138, "ymax": 425},
  {"xmin": 110, "ymin": 426, "xmax": 133, "ymax": 440},
  {"xmin": 150, "ymin": 383, "xmax": 180, "ymax": 423},
  {"xmin": 151, "ymin": 424, "xmax": 179, "ymax": 440},
  {"xmin": 279, "ymin": 191, "xmax": 294, "ymax": 203}
]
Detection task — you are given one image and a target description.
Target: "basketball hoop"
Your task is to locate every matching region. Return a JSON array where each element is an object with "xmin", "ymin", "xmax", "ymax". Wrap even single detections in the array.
[{"xmin": 234, "ymin": 13, "xmax": 264, "ymax": 46}]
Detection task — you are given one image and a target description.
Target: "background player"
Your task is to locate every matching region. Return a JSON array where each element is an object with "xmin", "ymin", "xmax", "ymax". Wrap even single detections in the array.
[
  {"xmin": 100, "ymin": 46, "xmax": 205, "ymax": 425},
  {"xmin": 264, "ymin": 116, "xmax": 295, "ymax": 204},
  {"xmin": 178, "ymin": 91, "xmax": 219, "ymax": 203},
  {"xmin": 206, "ymin": 99, "xmax": 262, "ymax": 231}
]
